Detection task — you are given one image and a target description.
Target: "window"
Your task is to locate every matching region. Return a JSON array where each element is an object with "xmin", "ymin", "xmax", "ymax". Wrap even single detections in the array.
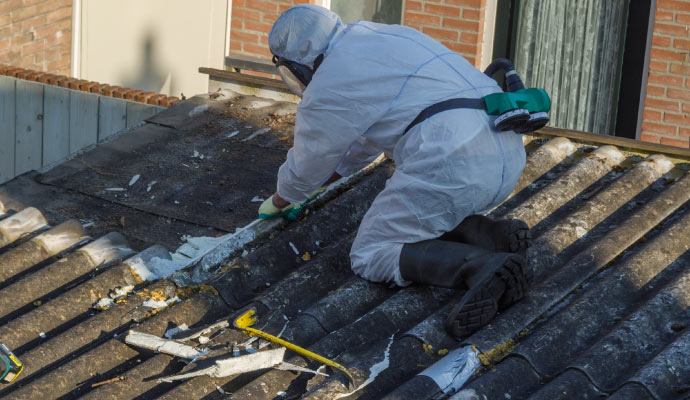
[
  {"xmin": 320, "ymin": 0, "xmax": 404, "ymax": 25},
  {"xmin": 493, "ymin": 0, "xmax": 654, "ymax": 138}
]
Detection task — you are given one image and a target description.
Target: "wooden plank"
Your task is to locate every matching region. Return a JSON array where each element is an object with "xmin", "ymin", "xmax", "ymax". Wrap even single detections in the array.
[
  {"xmin": 98, "ymin": 96, "xmax": 127, "ymax": 142},
  {"xmin": 42, "ymin": 85, "xmax": 71, "ymax": 166},
  {"xmin": 126, "ymin": 101, "xmax": 161, "ymax": 129},
  {"xmin": 225, "ymin": 55, "xmax": 278, "ymax": 75},
  {"xmin": 69, "ymin": 89, "xmax": 99, "ymax": 154},
  {"xmin": 0, "ymin": 76, "xmax": 16, "ymax": 183},
  {"xmin": 198, "ymin": 67, "xmax": 288, "ymax": 90},
  {"xmin": 14, "ymin": 80, "xmax": 43, "ymax": 176},
  {"xmin": 538, "ymin": 127, "xmax": 690, "ymax": 159}
]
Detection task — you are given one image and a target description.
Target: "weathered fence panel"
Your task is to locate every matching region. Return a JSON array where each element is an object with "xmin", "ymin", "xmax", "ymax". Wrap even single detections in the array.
[
  {"xmin": 98, "ymin": 96, "xmax": 127, "ymax": 142},
  {"xmin": 69, "ymin": 90, "xmax": 99, "ymax": 154},
  {"xmin": 14, "ymin": 80, "xmax": 43, "ymax": 176},
  {"xmin": 0, "ymin": 77, "xmax": 15, "ymax": 183},
  {"xmin": 0, "ymin": 76, "xmax": 165, "ymax": 184},
  {"xmin": 43, "ymin": 85, "xmax": 71, "ymax": 165}
]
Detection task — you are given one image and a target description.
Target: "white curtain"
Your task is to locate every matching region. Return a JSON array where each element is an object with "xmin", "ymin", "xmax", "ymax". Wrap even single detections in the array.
[{"xmin": 513, "ymin": 0, "xmax": 629, "ymax": 135}]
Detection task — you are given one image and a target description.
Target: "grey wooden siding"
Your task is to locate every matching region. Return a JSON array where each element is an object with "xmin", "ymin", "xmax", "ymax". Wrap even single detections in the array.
[{"xmin": 0, "ymin": 76, "xmax": 164, "ymax": 184}]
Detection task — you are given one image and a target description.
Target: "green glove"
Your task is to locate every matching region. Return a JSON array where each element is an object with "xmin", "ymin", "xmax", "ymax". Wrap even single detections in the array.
[
  {"xmin": 258, "ymin": 197, "xmax": 304, "ymax": 221},
  {"xmin": 304, "ymin": 186, "xmax": 327, "ymax": 204}
]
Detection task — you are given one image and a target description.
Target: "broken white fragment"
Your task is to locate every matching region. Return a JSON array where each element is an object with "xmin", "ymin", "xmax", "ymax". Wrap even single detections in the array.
[
  {"xmin": 105, "ymin": 188, "xmax": 126, "ymax": 191},
  {"xmin": 198, "ymin": 336, "xmax": 210, "ymax": 344},
  {"xmin": 251, "ymin": 196, "xmax": 264, "ymax": 203},
  {"xmin": 174, "ymin": 200, "xmax": 180, "ymax": 204},
  {"xmin": 176, "ymin": 320, "xmax": 230, "ymax": 342},
  {"xmin": 241, "ymin": 128, "xmax": 270, "ymax": 142},
  {"xmin": 276, "ymin": 362, "xmax": 328, "ymax": 376},
  {"xmin": 129, "ymin": 174, "xmax": 140, "ymax": 186},
  {"xmin": 164, "ymin": 324, "xmax": 190, "ymax": 339},
  {"xmin": 241, "ymin": 249, "xmax": 248, "ymax": 257},
  {"xmin": 335, "ymin": 334, "xmax": 395, "ymax": 399},
  {"xmin": 143, "ymin": 296, "xmax": 180, "ymax": 309},
  {"xmin": 288, "ymin": 242, "xmax": 299, "ymax": 255},
  {"xmin": 126, "ymin": 330, "xmax": 207, "ymax": 359},
  {"xmin": 147, "ymin": 181, "xmax": 158, "ymax": 192},
  {"xmin": 226, "ymin": 130, "xmax": 240, "ymax": 138},
  {"xmin": 217, "ymin": 386, "xmax": 232, "ymax": 395},
  {"xmin": 96, "ymin": 298, "xmax": 115, "ymax": 310},
  {"xmin": 158, "ymin": 347, "xmax": 286, "ymax": 382},
  {"xmin": 39, "ymin": 332, "xmax": 46, "ymax": 339}
]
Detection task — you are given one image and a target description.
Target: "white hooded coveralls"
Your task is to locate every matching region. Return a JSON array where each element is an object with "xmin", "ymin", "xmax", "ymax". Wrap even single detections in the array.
[{"xmin": 269, "ymin": 5, "xmax": 526, "ymax": 286}]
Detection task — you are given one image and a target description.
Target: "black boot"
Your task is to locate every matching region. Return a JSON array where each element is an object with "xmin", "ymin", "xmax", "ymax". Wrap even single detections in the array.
[
  {"xmin": 440, "ymin": 214, "xmax": 532, "ymax": 255},
  {"xmin": 399, "ymin": 239, "xmax": 531, "ymax": 338}
]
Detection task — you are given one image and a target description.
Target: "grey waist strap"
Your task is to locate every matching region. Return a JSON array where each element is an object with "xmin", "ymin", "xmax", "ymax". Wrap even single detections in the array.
[{"xmin": 404, "ymin": 97, "xmax": 486, "ymax": 134}]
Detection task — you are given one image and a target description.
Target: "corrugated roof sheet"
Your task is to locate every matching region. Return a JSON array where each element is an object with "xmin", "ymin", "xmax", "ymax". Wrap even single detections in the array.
[{"xmin": 0, "ymin": 92, "xmax": 689, "ymax": 399}]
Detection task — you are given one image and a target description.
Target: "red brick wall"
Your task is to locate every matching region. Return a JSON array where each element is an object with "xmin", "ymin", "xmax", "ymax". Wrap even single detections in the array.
[
  {"xmin": 230, "ymin": 0, "xmax": 319, "ymax": 62},
  {"xmin": 404, "ymin": 0, "xmax": 486, "ymax": 67},
  {"xmin": 640, "ymin": 0, "xmax": 690, "ymax": 149},
  {"xmin": 230, "ymin": 0, "xmax": 488, "ymax": 68},
  {"xmin": 0, "ymin": 0, "xmax": 72, "ymax": 76}
]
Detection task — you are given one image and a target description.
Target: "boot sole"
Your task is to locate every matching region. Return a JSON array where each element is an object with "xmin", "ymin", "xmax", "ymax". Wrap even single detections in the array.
[
  {"xmin": 445, "ymin": 257, "xmax": 531, "ymax": 339},
  {"xmin": 503, "ymin": 219, "xmax": 532, "ymax": 255}
]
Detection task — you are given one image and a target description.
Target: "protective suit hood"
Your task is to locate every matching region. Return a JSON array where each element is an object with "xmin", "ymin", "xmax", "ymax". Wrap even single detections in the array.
[{"xmin": 268, "ymin": 5, "xmax": 344, "ymax": 69}]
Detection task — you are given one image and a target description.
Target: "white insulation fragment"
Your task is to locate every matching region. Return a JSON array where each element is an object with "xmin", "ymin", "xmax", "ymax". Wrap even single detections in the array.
[
  {"xmin": 105, "ymin": 188, "xmax": 126, "ymax": 191},
  {"xmin": 251, "ymin": 196, "xmax": 264, "ymax": 203},
  {"xmin": 158, "ymin": 347, "xmax": 287, "ymax": 382},
  {"xmin": 126, "ymin": 330, "xmax": 207, "ymax": 359},
  {"xmin": 226, "ymin": 130, "xmax": 240, "ymax": 138},
  {"xmin": 288, "ymin": 242, "xmax": 299, "ymax": 255},
  {"xmin": 147, "ymin": 181, "xmax": 157, "ymax": 192}
]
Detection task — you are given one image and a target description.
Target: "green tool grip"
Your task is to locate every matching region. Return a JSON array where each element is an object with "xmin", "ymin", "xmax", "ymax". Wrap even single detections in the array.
[{"xmin": 483, "ymin": 88, "xmax": 551, "ymax": 115}]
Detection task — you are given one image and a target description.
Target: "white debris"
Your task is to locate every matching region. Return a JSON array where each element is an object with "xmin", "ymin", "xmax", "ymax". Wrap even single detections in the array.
[
  {"xmin": 176, "ymin": 321, "xmax": 230, "ymax": 342},
  {"xmin": 151, "ymin": 196, "xmax": 155, "ymax": 200},
  {"xmin": 192, "ymin": 150, "xmax": 208, "ymax": 160},
  {"xmin": 147, "ymin": 181, "xmax": 158, "ymax": 192},
  {"xmin": 174, "ymin": 200, "xmax": 180, "ymax": 204},
  {"xmin": 188, "ymin": 104, "xmax": 209, "ymax": 118},
  {"xmin": 241, "ymin": 128, "xmax": 270, "ymax": 142},
  {"xmin": 241, "ymin": 249, "xmax": 249, "ymax": 257},
  {"xmin": 126, "ymin": 330, "xmax": 207, "ymax": 359},
  {"xmin": 158, "ymin": 347, "xmax": 287, "ymax": 382},
  {"xmin": 164, "ymin": 324, "xmax": 190, "ymax": 339},
  {"xmin": 182, "ymin": 163, "xmax": 190, "ymax": 168},
  {"xmin": 276, "ymin": 392, "xmax": 287, "ymax": 398},
  {"xmin": 335, "ymin": 334, "xmax": 395, "ymax": 399},
  {"xmin": 80, "ymin": 219, "xmax": 94, "ymax": 228},
  {"xmin": 288, "ymin": 242, "xmax": 299, "ymax": 255},
  {"xmin": 143, "ymin": 296, "xmax": 180, "ymax": 309},
  {"xmin": 251, "ymin": 196, "xmax": 264, "ymax": 203},
  {"xmin": 39, "ymin": 332, "xmax": 46, "ymax": 339},
  {"xmin": 217, "ymin": 386, "xmax": 232, "ymax": 395},
  {"xmin": 105, "ymin": 188, "xmax": 126, "ymax": 191},
  {"xmin": 96, "ymin": 298, "xmax": 115, "ymax": 309},
  {"xmin": 226, "ymin": 130, "xmax": 240, "ymax": 138},
  {"xmin": 198, "ymin": 336, "xmax": 210, "ymax": 344},
  {"xmin": 111, "ymin": 285, "xmax": 134, "ymax": 299},
  {"xmin": 129, "ymin": 174, "xmax": 140, "ymax": 186},
  {"xmin": 276, "ymin": 362, "xmax": 329, "ymax": 376}
]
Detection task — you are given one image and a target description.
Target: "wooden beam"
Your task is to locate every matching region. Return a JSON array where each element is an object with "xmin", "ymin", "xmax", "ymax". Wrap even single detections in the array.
[
  {"xmin": 538, "ymin": 127, "xmax": 690, "ymax": 159},
  {"xmin": 199, "ymin": 67, "xmax": 288, "ymax": 91},
  {"xmin": 225, "ymin": 55, "xmax": 277, "ymax": 75}
]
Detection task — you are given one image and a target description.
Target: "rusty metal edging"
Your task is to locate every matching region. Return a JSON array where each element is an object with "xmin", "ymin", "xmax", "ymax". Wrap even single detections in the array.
[{"xmin": 537, "ymin": 127, "xmax": 690, "ymax": 160}]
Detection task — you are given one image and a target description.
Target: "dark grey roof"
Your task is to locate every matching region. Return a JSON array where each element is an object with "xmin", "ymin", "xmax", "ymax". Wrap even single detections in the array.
[{"xmin": 0, "ymin": 92, "xmax": 689, "ymax": 400}]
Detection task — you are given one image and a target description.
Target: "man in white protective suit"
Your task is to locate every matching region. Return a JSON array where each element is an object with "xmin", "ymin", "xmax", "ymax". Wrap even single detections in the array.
[{"xmin": 258, "ymin": 4, "xmax": 532, "ymax": 338}]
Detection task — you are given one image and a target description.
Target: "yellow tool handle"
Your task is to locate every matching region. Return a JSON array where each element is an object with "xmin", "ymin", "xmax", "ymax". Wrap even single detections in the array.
[{"xmin": 243, "ymin": 326, "xmax": 353, "ymax": 382}]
